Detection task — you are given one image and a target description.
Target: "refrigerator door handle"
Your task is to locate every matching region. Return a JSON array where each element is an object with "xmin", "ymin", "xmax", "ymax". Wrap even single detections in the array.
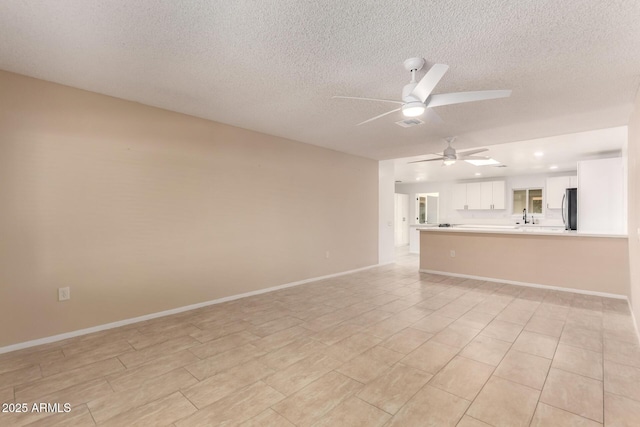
[{"xmin": 561, "ymin": 193, "xmax": 566, "ymax": 226}]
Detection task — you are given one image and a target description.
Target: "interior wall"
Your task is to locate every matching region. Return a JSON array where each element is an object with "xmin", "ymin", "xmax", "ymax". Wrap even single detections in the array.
[
  {"xmin": 0, "ymin": 71, "xmax": 379, "ymax": 347},
  {"xmin": 628, "ymin": 90, "xmax": 640, "ymax": 332},
  {"xmin": 378, "ymin": 160, "xmax": 395, "ymax": 263}
]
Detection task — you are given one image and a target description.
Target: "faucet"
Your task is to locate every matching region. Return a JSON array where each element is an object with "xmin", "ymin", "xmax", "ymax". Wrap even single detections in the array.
[{"xmin": 523, "ymin": 209, "xmax": 530, "ymax": 224}]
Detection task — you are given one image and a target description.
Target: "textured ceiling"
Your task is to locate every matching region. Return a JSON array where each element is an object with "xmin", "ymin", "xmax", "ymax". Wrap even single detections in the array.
[
  {"xmin": 394, "ymin": 126, "xmax": 627, "ymax": 183},
  {"xmin": 1, "ymin": 1, "xmax": 639, "ymax": 160}
]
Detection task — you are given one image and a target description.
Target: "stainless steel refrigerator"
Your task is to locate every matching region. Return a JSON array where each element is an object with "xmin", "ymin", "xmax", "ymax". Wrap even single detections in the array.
[{"xmin": 563, "ymin": 188, "xmax": 577, "ymax": 230}]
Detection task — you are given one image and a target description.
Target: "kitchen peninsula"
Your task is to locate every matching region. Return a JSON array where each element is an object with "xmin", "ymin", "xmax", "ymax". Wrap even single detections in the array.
[{"xmin": 419, "ymin": 227, "xmax": 630, "ymax": 297}]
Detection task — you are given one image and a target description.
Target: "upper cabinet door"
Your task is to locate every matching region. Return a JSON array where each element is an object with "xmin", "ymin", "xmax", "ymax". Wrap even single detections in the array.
[
  {"xmin": 480, "ymin": 182, "xmax": 493, "ymax": 209},
  {"xmin": 466, "ymin": 182, "xmax": 482, "ymax": 209},
  {"xmin": 492, "ymin": 181, "xmax": 506, "ymax": 209},
  {"xmin": 453, "ymin": 183, "xmax": 467, "ymax": 209}
]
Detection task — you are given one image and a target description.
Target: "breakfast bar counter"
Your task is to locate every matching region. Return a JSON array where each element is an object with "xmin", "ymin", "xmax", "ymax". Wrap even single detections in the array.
[{"xmin": 419, "ymin": 227, "xmax": 630, "ymax": 297}]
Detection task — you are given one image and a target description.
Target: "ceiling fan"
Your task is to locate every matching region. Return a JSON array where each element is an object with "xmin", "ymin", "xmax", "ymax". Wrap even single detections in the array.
[
  {"xmin": 409, "ymin": 137, "xmax": 489, "ymax": 166},
  {"xmin": 334, "ymin": 57, "xmax": 511, "ymax": 126}
]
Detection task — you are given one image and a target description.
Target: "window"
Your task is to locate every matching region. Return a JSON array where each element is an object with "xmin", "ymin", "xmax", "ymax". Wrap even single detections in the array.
[{"xmin": 513, "ymin": 188, "xmax": 543, "ymax": 214}]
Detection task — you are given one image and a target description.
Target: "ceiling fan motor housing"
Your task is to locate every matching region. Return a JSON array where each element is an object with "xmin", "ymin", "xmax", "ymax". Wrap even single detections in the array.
[
  {"xmin": 443, "ymin": 146, "xmax": 456, "ymax": 159},
  {"xmin": 402, "ymin": 82, "xmax": 425, "ymax": 116}
]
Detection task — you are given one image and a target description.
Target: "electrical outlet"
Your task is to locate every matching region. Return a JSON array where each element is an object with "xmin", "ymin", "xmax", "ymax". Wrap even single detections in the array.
[
  {"xmin": 450, "ymin": 250, "xmax": 456, "ymax": 258},
  {"xmin": 58, "ymin": 287, "xmax": 70, "ymax": 301}
]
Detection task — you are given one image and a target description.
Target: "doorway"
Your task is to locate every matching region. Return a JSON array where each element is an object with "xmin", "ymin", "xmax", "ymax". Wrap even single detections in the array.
[{"xmin": 416, "ymin": 193, "xmax": 439, "ymax": 224}]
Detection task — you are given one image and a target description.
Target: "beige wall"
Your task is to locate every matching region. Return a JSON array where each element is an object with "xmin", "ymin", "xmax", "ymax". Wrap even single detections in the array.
[
  {"xmin": 629, "ymin": 91, "xmax": 640, "ymax": 331},
  {"xmin": 0, "ymin": 71, "xmax": 379, "ymax": 347},
  {"xmin": 420, "ymin": 231, "xmax": 630, "ymax": 296}
]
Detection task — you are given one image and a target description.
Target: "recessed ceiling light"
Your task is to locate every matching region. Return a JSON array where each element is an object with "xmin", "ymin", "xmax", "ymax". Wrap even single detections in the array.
[
  {"xmin": 465, "ymin": 158, "xmax": 500, "ymax": 166},
  {"xmin": 475, "ymin": 172, "xmax": 482, "ymax": 176},
  {"xmin": 416, "ymin": 177, "xmax": 422, "ymax": 180},
  {"xmin": 549, "ymin": 165, "xmax": 558, "ymax": 170},
  {"xmin": 534, "ymin": 151, "xmax": 544, "ymax": 157}
]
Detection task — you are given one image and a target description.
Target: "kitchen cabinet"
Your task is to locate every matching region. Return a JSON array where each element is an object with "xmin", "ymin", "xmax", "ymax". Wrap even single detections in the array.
[
  {"xmin": 409, "ymin": 226, "xmax": 420, "ymax": 253},
  {"xmin": 493, "ymin": 181, "xmax": 506, "ymax": 209},
  {"xmin": 466, "ymin": 183, "xmax": 482, "ymax": 209},
  {"xmin": 546, "ymin": 175, "xmax": 577, "ymax": 209},
  {"xmin": 577, "ymin": 158, "xmax": 625, "ymax": 234},
  {"xmin": 480, "ymin": 181, "xmax": 505, "ymax": 210},
  {"xmin": 453, "ymin": 183, "xmax": 468, "ymax": 210},
  {"xmin": 455, "ymin": 181, "xmax": 505, "ymax": 210}
]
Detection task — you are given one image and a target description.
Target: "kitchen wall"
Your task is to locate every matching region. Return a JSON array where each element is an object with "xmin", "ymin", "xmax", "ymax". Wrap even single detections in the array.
[
  {"xmin": 396, "ymin": 172, "xmax": 574, "ymax": 227},
  {"xmin": 421, "ymin": 232, "xmax": 629, "ymax": 297},
  {"xmin": 628, "ymin": 90, "xmax": 640, "ymax": 334},
  {"xmin": 0, "ymin": 71, "xmax": 379, "ymax": 348}
]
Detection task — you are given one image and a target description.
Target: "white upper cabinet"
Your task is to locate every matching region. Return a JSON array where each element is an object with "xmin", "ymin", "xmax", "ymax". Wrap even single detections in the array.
[
  {"xmin": 492, "ymin": 181, "xmax": 506, "ymax": 209},
  {"xmin": 453, "ymin": 183, "xmax": 467, "ymax": 210},
  {"xmin": 546, "ymin": 175, "xmax": 577, "ymax": 209},
  {"xmin": 479, "ymin": 181, "xmax": 505, "ymax": 209},
  {"xmin": 466, "ymin": 183, "xmax": 482, "ymax": 209},
  {"xmin": 480, "ymin": 182, "xmax": 493, "ymax": 210},
  {"xmin": 455, "ymin": 181, "xmax": 505, "ymax": 210},
  {"xmin": 578, "ymin": 158, "xmax": 625, "ymax": 234}
]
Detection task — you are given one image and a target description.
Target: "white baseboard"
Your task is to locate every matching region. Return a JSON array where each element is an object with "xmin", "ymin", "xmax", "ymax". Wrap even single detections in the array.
[
  {"xmin": 378, "ymin": 261, "xmax": 396, "ymax": 267},
  {"xmin": 419, "ymin": 269, "xmax": 628, "ymax": 300},
  {"xmin": 0, "ymin": 262, "xmax": 387, "ymax": 355}
]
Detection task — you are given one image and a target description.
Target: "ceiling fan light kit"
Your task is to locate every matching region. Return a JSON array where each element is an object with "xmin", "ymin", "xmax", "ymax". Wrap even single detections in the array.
[
  {"xmin": 402, "ymin": 101, "xmax": 425, "ymax": 117},
  {"xmin": 334, "ymin": 57, "xmax": 511, "ymax": 126}
]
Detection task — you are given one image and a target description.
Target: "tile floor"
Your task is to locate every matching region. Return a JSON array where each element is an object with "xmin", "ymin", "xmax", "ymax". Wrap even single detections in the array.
[{"xmin": 1, "ymin": 249, "xmax": 640, "ymax": 426}]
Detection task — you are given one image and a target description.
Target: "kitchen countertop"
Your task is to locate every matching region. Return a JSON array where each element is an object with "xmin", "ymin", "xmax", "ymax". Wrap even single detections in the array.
[{"xmin": 417, "ymin": 225, "xmax": 627, "ymax": 239}]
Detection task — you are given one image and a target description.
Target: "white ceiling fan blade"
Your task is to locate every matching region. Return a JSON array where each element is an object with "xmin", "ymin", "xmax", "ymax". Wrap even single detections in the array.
[
  {"xmin": 423, "ymin": 108, "xmax": 444, "ymax": 124},
  {"xmin": 458, "ymin": 148, "xmax": 489, "ymax": 157},
  {"xmin": 356, "ymin": 108, "xmax": 402, "ymax": 126},
  {"xmin": 408, "ymin": 157, "xmax": 445, "ymax": 163},
  {"xmin": 427, "ymin": 90, "xmax": 512, "ymax": 108},
  {"xmin": 410, "ymin": 64, "xmax": 449, "ymax": 103},
  {"xmin": 333, "ymin": 96, "xmax": 403, "ymax": 105}
]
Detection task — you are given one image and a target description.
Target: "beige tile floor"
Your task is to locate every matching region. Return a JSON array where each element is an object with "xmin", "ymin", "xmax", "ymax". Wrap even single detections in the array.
[{"xmin": 1, "ymin": 248, "xmax": 640, "ymax": 426}]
